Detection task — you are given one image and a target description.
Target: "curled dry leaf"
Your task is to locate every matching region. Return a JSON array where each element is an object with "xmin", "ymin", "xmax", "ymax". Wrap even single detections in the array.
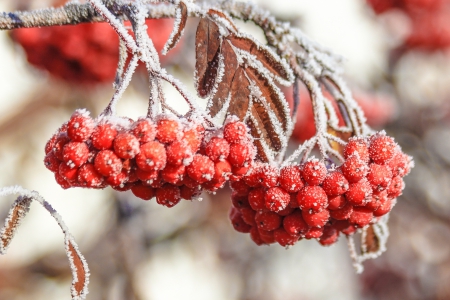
[
  {"xmin": 207, "ymin": 8, "xmax": 238, "ymax": 32},
  {"xmin": 195, "ymin": 17, "xmax": 222, "ymax": 98},
  {"xmin": 362, "ymin": 225, "xmax": 381, "ymax": 255},
  {"xmin": 162, "ymin": 1, "xmax": 188, "ymax": 55},
  {"xmin": 0, "ymin": 196, "xmax": 32, "ymax": 254},
  {"xmin": 66, "ymin": 236, "xmax": 89, "ymax": 300}
]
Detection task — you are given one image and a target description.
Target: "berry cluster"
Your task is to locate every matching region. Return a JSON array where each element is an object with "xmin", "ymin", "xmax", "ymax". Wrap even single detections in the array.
[
  {"xmin": 44, "ymin": 109, "xmax": 256, "ymax": 207},
  {"xmin": 11, "ymin": 19, "xmax": 174, "ymax": 84},
  {"xmin": 228, "ymin": 133, "xmax": 413, "ymax": 247}
]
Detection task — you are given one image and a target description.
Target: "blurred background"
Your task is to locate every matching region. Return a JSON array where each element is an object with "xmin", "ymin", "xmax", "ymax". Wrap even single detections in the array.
[{"xmin": 0, "ymin": 0, "xmax": 449, "ymax": 299}]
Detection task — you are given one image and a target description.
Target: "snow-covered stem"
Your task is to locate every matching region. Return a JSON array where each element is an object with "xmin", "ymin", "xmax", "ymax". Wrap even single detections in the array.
[{"xmin": 114, "ymin": 37, "xmax": 129, "ymax": 89}]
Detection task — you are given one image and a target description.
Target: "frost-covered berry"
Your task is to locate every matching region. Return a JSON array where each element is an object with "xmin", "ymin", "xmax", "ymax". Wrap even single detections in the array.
[
  {"xmin": 94, "ymin": 150, "xmax": 122, "ymax": 177},
  {"xmin": 91, "ymin": 123, "xmax": 117, "ymax": 150},
  {"xmin": 327, "ymin": 195, "xmax": 346, "ymax": 210},
  {"xmin": 319, "ymin": 226, "xmax": 339, "ymax": 246},
  {"xmin": 369, "ymin": 134, "xmax": 396, "ymax": 164},
  {"xmin": 180, "ymin": 185, "xmax": 201, "ymax": 200},
  {"xmin": 52, "ymin": 134, "xmax": 70, "ymax": 161},
  {"xmin": 258, "ymin": 228, "xmax": 276, "ymax": 244},
  {"xmin": 156, "ymin": 118, "xmax": 182, "ymax": 144},
  {"xmin": 77, "ymin": 164, "xmax": 104, "ymax": 188},
  {"xmin": 367, "ymin": 163, "xmax": 392, "ymax": 191},
  {"xmin": 248, "ymin": 188, "xmax": 266, "ymax": 211},
  {"xmin": 243, "ymin": 166, "xmax": 262, "ymax": 187},
  {"xmin": 240, "ymin": 207, "xmax": 257, "ymax": 226},
  {"xmin": 301, "ymin": 159, "xmax": 327, "ymax": 186},
  {"xmin": 62, "ymin": 141, "xmax": 89, "ymax": 168},
  {"xmin": 45, "ymin": 133, "xmax": 58, "ymax": 155},
  {"xmin": 274, "ymin": 227, "xmax": 299, "ymax": 247},
  {"xmin": 130, "ymin": 183, "xmax": 154, "ymax": 200},
  {"xmin": 228, "ymin": 143, "xmax": 254, "ymax": 167},
  {"xmin": 230, "ymin": 180, "xmax": 251, "ymax": 196},
  {"xmin": 279, "ymin": 165, "xmax": 303, "ymax": 193},
  {"xmin": 341, "ymin": 155, "xmax": 368, "ymax": 183},
  {"xmin": 250, "ymin": 227, "xmax": 265, "ymax": 245},
  {"xmin": 156, "ymin": 184, "xmax": 181, "ymax": 207},
  {"xmin": 344, "ymin": 138, "xmax": 369, "ymax": 163},
  {"xmin": 231, "ymin": 191, "xmax": 250, "ymax": 209},
  {"xmin": 322, "ymin": 171, "xmax": 349, "ymax": 196},
  {"xmin": 135, "ymin": 168, "xmax": 159, "ymax": 183},
  {"xmin": 265, "ymin": 187, "xmax": 290, "ymax": 212},
  {"xmin": 302, "ymin": 209, "xmax": 330, "ymax": 228},
  {"xmin": 59, "ymin": 163, "xmax": 78, "ymax": 182},
  {"xmin": 255, "ymin": 210, "xmax": 282, "ymax": 231},
  {"xmin": 389, "ymin": 151, "xmax": 412, "ymax": 177},
  {"xmin": 132, "ymin": 118, "xmax": 156, "ymax": 143},
  {"xmin": 67, "ymin": 111, "xmax": 94, "ymax": 142},
  {"xmin": 213, "ymin": 160, "xmax": 232, "ymax": 182},
  {"xmin": 304, "ymin": 226, "xmax": 324, "ymax": 239},
  {"xmin": 166, "ymin": 140, "xmax": 193, "ymax": 166},
  {"xmin": 223, "ymin": 121, "xmax": 247, "ymax": 144},
  {"xmin": 349, "ymin": 207, "xmax": 373, "ymax": 227},
  {"xmin": 186, "ymin": 154, "xmax": 215, "ymax": 184},
  {"xmin": 329, "ymin": 203, "xmax": 353, "ymax": 220},
  {"xmin": 297, "ymin": 185, "xmax": 328, "ymax": 214},
  {"xmin": 345, "ymin": 179, "xmax": 372, "ymax": 206},
  {"xmin": 365, "ymin": 190, "xmax": 387, "ymax": 211},
  {"xmin": 183, "ymin": 125, "xmax": 204, "ymax": 152},
  {"xmin": 205, "ymin": 137, "xmax": 230, "ymax": 162},
  {"xmin": 113, "ymin": 133, "xmax": 140, "ymax": 159},
  {"xmin": 373, "ymin": 198, "xmax": 393, "ymax": 217},
  {"xmin": 387, "ymin": 176, "xmax": 404, "ymax": 198},
  {"xmin": 229, "ymin": 207, "xmax": 252, "ymax": 233},
  {"xmin": 136, "ymin": 141, "xmax": 167, "ymax": 171},
  {"xmin": 55, "ymin": 173, "xmax": 72, "ymax": 189},
  {"xmin": 283, "ymin": 210, "xmax": 309, "ymax": 236},
  {"xmin": 161, "ymin": 164, "xmax": 185, "ymax": 185},
  {"xmin": 44, "ymin": 152, "xmax": 60, "ymax": 173},
  {"xmin": 106, "ymin": 171, "xmax": 128, "ymax": 187},
  {"xmin": 259, "ymin": 164, "xmax": 279, "ymax": 188},
  {"xmin": 277, "ymin": 205, "xmax": 295, "ymax": 216}
]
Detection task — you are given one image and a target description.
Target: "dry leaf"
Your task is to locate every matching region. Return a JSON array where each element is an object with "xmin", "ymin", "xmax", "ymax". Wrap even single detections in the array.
[
  {"xmin": 207, "ymin": 9, "xmax": 238, "ymax": 32},
  {"xmin": 362, "ymin": 225, "xmax": 380, "ymax": 254},
  {"xmin": 162, "ymin": 1, "xmax": 188, "ymax": 55},
  {"xmin": 66, "ymin": 237, "xmax": 89, "ymax": 299},
  {"xmin": 0, "ymin": 196, "xmax": 31, "ymax": 254}
]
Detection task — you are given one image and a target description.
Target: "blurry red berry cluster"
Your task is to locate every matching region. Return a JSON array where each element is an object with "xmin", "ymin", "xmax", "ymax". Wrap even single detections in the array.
[
  {"xmin": 228, "ymin": 134, "xmax": 413, "ymax": 247},
  {"xmin": 367, "ymin": 0, "xmax": 450, "ymax": 51},
  {"xmin": 10, "ymin": 19, "xmax": 174, "ymax": 84},
  {"xmin": 44, "ymin": 109, "xmax": 256, "ymax": 207}
]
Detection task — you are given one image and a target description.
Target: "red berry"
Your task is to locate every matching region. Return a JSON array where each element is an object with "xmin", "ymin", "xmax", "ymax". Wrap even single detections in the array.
[
  {"xmin": 248, "ymin": 188, "xmax": 266, "ymax": 211},
  {"xmin": 283, "ymin": 210, "xmax": 309, "ymax": 236},
  {"xmin": 223, "ymin": 121, "xmax": 247, "ymax": 144},
  {"xmin": 302, "ymin": 209, "xmax": 330, "ymax": 228},
  {"xmin": 329, "ymin": 203, "xmax": 353, "ymax": 220},
  {"xmin": 258, "ymin": 228, "xmax": 276, "ymax": 244},
  {"xmin": 255, "ymin": 210, "xmax": 282, "ymax": 231},
  {"xmin": 341, "ymin": 155, "xmax": 368, "ymax": 183},
  {"xmin": 156, "ymin": 184, "xmax": 181, "ymax": 207},
  {"xmin": 166, "ymin": 140, "xmax": 193, "ymax": 166},
  {"xmin": 319, "ymin": 226, "xmax": 339, "ymax": 246},
  {"xmin": 78, "ymin": 164, "xmax": 104, "ymax": 188},
  {"xmin": 231, "ymin": 165, "xmax": 250, "ymax": 179},
  {"xmin": 55, "ymin": 173, "xmax": 72, "ymax": 189},
  {"xmin": 45, "ymin": 133, "xmax": 59, "ymax": 155},
  {"xmin": 230, "ymin": 180, "xmax": 251, "ymax": 196},
  {"xmin": 387, "ymin": 176, "xmax": 404, "ymax": 198},
  {"xmin": 59, "ymin": 163, "xmax": 78, "ymax": 182},
  {"xmin": 327, "ymin": 195, "xmax": 346, "ymax": 210},
  {"xmin": 183, "ymin": 125, "xmax": 204, "ymax": 152},
  {"xmin": 94, "ymin": 150, "xmax": 122, "ymax": 177},
  {"xmin": 274, "ymin": 227, "xmax": 299, "ymax": 247},
  {"xmin": 136, "ymin": 141, "xmax": 167, "ymax": 171},
  {"xmin": 213, "ymin": 160, "xmax": 232, "ymax": 182},
  {"xmin": 52, "ymin": 134, "xmax": 70, "ymax": 161},
  {"xmin": 156, "ymin": 118, "xmax": 182, "ymax": 144},
  {"xmin": 62, "ymin": 141, "xmax": 89, "ymax": 168},
  {"xmin": 367, "ymin": 163, "xmax": 392, "ymax": 191},
  {"xmin": 67, "ymin": 111, "xmax": 94, "ymax": 142},
  {"xmin": 344, "ymin": 138, "xmax": 369, "ymax": 163},
  {"xmin": 44, "ymin": 152, "xmax": 61, "ymax": 173},
  {"xmin": 243, "ymin": 166, "xmax": 262, "ymax": 187},
  {"xmin": 132, "ymin": 118, "xmax": 156, "ymax": 143},
  {"xmin": 240, "ymin": 207, "xmax": 257, "ymax": 226},
  {"xmin": 369, "ymin": 134, "xmax": 396, "ymax": 164},
  {"xmin": 131, "ymin": 183, "xmax": 155, "ymax": 200},
  {"xmin": 301, "ymin": 159, "xmax": 327, "ymax": 186},
  {"xmin": 186, "ymin": 154, "xmax": 215, "ymax": 184},
  {"xmin": 388, "ymin": 151, "xmax": 412, "ymax": 177},
  {"xmin": 228, "ymin": 143, "xmax": 254, "ymax": 167},
  {"xmin": 181, "ymin": 175, "xmax": 200, "ymax": 189},
  {"xmin": 304, "ymin": 227, "xmax": 324, "ymax": 239},
  {"xmin": 297, "ymin": 186, "xmax": 328, "ymax": 213},
  {"xmin": 258, "ymin": 164, "xmax": 279, "ymax": 188},
  {"xmin": 205, "ymin": 137, "xmax": 230, "ymax": 162},
  {"xmin": 277, "ymin": 205, "xmax": 295, "ymax": 216},
  {"xmin": 113, "ymin": 133, "xmax": 140, "ymax": 159},
  {"xmin": 322, "ymin": 171, "xmax": 349, "ymax": 196},
  {"xmin": 229, "ymin": 207, "xmax": 252, "ymax": 233},
  {"xmin": 279, "ymin": 165, "xmax": 304, "ymax": 193},
  {"xmin": 106, "ymin": 171, "xmax": 128, "ymax": 187},
  {"xmin": 161, "ymin": 164, "xmax": 185, "ymax": 184},
  {"xmin": 231, "ymin": 191, "xmax": 250, "ymax": 209},
  {"xmin": 365, "ymin": 190, "xmax": 387, "ymax": 211},
  {"xmin": 373, "ymin": 198, "xmax": 393, "ymax": 217},
  {"xmin": 345, "ymin": 179, "xmax": 372, "ymax": 206},
  {"xmin": 265, "ymin": 187, "xmax": 290, "ymax": 212},
  {"xmin": 250, "ymin": 227, "xmax": 265, "ymax": 245},
  {"xmin": 349, "ymin": 207, "xmax": 373, "ymax": 227},
  {"xmin": 92, "ymin": 123, "xmax": 117, "ymax": 150},
  {"xmin": 180, "ymin": 185, "xmax": 201, "ymax": 200},
  {"xmin": 135, "ymin": 168, "xmax": 159, "ymax": 183}
]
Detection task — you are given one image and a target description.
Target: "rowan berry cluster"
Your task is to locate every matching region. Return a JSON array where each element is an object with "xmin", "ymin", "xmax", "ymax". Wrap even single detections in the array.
[
  {"xmin": 228, "ymin": 133, "xmax": 413, "ymax": 247},
  {"xmin": 44, "ymin": 110, "xmax": 256, "ymax": 207}
]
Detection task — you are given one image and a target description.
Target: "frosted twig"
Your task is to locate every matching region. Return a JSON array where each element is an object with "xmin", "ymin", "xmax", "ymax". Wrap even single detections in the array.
[{"xmin": 114, "ymin": 37, "xmax": 129, "ymax": 89}]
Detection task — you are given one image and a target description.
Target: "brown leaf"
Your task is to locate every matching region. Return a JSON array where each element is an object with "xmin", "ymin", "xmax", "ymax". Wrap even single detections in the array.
[
  {"xmin": 228, "ymin": 34, "xmax": 292, "ymax": 83},
  {"xmin": 228, "ymin": 67, "xmax": 250, "ymax": 120},
  {"xmin": 66, "ymin": 237, "xmax": 89, "ymax": 299},
  {"xmin": 195, "ymin": 18, "xmax": 222, "ymax": 98},
  {"xmin": 0, "ymin": 196, "xmax": 31, "ymax": 254},
  {"xmin": 207, "ymin": 40, "xmax": 238, "ymax": 117},
  {"xmin": 207, "ymin": 9, "xmax": 238, "ymax": 32},
  {"xmin": 246, "ymin": 117, "xmax": 270, "ymax": 163},
  {"xmin": 162, "ymin": 1, "xmax": 188, "ymax": 55},
  {"xmin": 362, "ymin": 225, "xmax": 380, "ymax": 254}
]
